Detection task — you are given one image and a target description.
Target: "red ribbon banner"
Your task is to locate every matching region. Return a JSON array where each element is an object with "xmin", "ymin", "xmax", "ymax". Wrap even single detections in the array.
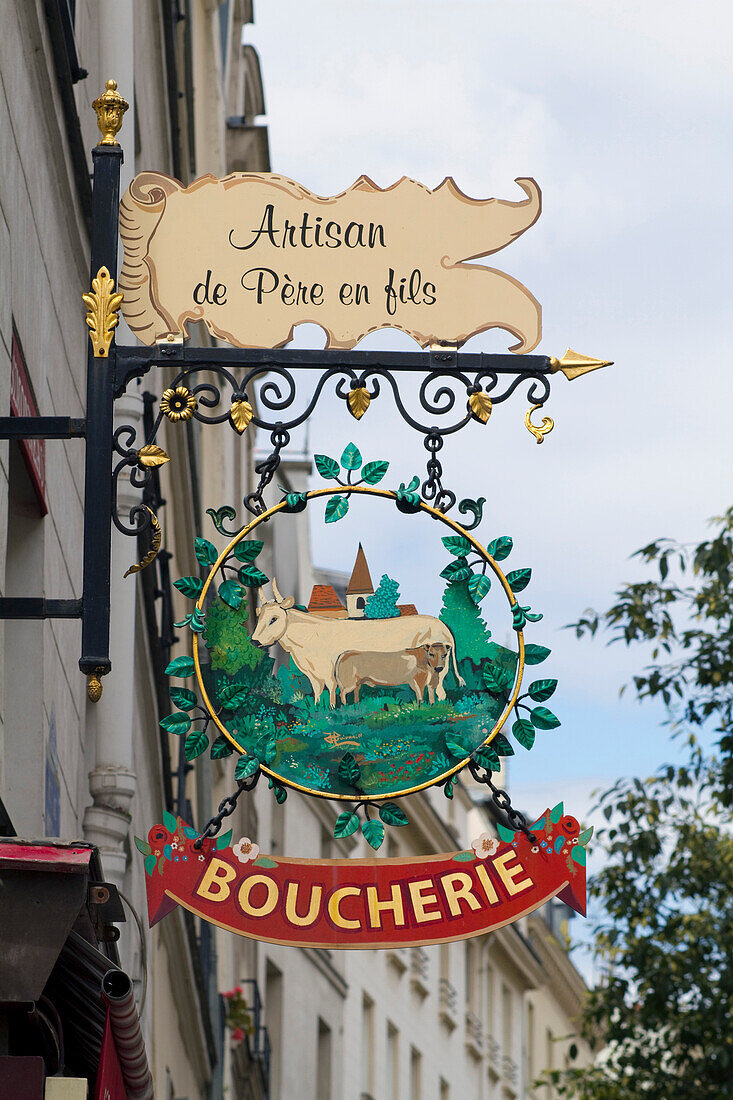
[{"xmin": 137, "ymin": 809, "xmax": 588, "ymax": 948}]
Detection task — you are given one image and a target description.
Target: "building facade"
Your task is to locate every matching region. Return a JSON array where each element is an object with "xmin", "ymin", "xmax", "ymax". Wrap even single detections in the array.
[{"xmin": 0, "ymin": 3, "xmax": 590, "ymax": 1098}]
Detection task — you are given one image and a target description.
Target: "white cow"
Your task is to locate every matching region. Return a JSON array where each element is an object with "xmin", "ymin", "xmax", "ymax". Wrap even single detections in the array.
[{"xmin": 251, "ymin": 580, "xmax": 463, "ymax": 708}]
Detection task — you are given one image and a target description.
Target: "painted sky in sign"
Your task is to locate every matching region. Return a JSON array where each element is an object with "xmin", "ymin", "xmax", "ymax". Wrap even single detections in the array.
[{"xmin": 246, "ymin": 0, "xmax": 732, "ymax": 826}]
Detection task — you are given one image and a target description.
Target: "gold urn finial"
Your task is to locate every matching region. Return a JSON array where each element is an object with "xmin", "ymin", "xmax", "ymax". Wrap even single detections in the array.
[{"xmin": 92, "ymin": 79, "xmax": 129, "ymax": 146}]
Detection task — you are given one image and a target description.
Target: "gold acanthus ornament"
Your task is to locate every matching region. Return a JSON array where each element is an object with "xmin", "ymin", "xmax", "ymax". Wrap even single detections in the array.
[
  {"xmin": 82, "ymin": 267, "xmax": 123, "ymax": 357},
  {"xmin": 92, "ymin": 79, "xmax": 129, "ymax": 145}
]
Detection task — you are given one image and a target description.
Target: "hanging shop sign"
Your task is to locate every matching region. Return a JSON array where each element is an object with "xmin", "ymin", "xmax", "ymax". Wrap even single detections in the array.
[
  {"xmin": 118, "ymin": 172, "xmax": 542, "ymax": 350},
  {"xmin": 136, "ymin": 444, "xmax": 592, "ymax": 941},
  {"xmin": 138, "ymin": 805, "xmax": 588, "ymax": 950}
]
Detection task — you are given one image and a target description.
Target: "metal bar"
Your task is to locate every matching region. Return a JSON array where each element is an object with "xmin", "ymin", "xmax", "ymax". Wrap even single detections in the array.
[
  {"xmin": 114, "ymin": 343, "xmax": 552, "ymax": 396},
  {"xmin": 79, "ymin": 145, "xmax": 122, "ymax": 681},
  {"xmin": 0, "ymin": 417, "xmax": 86, "ymax": 440},
  {"xmin": 0, "ymin": 598, "xmax": 83, "ymax": 619}
]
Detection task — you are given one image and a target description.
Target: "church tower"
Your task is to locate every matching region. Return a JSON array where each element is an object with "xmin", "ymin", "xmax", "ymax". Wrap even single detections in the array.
[{"xmin": 346, "ymin": 543, "xmax": 374, "ymax": 617}]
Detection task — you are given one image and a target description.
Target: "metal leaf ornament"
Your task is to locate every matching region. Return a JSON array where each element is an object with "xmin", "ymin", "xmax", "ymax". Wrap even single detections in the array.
[
  {"xmin": 137, "ymin": 444, "xmax": 170, "ymax": 467},
  {"xmin": 468, "ymin": 390, "xmax": 492, "ymax": 423},
  {"xmin": 347, "ymin": 386, "xmax": 371, "ymax": 420},
  {"xmin": 230, "ymin": 398, "xmax": 254, "ymax": 434}
]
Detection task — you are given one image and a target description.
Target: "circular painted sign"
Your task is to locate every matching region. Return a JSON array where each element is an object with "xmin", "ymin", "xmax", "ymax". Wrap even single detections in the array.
[{"xmin": 192, "ymin": 485, "xmax": 533, "ymax": 802}]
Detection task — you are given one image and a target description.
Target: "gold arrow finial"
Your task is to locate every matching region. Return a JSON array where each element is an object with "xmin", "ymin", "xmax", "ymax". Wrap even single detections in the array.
[
  {"xmin": 92, "ymin": 79, "xmax": 129, "ymax": 146},
  {"xmin": 549, "ymin": 348, "xmax": 613, "ymax": 381}
]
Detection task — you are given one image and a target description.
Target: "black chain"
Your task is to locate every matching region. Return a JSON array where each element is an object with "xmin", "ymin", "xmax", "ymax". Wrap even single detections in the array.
[
  {"xmin": 467, "ymin": 761, "xmax": 537, "ymax": 843},
  {"xmin": 193, "ymin": 772, "xmax": 261, "ymax": 849},
  {"xmin": 243, "ymin": 426, "xmax": 290, "ymax": 516},
  {"xmin": 421, "ymin": 431, "xmax": 457, "ymax": 513}
]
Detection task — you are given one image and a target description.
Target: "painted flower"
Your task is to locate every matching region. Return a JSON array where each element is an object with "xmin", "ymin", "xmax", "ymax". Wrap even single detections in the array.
[
  {"xmin": 160, "ymin": 385, "xmax": 197, "ymax": 422},
  {"xmin": 233, "ymin": 837, "xmax": 260, "ymax": 864},
  {"xmin": 171, "ymin": 840, "xmax": 179, "ymax": 850},
  {"xmin": 471, "ymin": 832, "xmax": 499, "ymax": 859},
  {"xmin": 198, "ymin": 854, "xmax": 205, "ymax": 862}
]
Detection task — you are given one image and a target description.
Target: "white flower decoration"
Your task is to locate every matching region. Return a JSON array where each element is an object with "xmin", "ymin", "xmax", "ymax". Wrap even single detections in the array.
[
  {"xmin": 471, "ymin": 832, "xmax": 499, "ymax": 859},
  {"xmin": 233, "ymin": 837, "xmax": 260, "ymax": 864}
]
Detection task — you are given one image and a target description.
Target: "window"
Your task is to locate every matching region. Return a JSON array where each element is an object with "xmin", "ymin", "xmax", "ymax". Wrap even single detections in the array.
[
  {"xmin": 316, "ymin": 1018, "xmax": 331, "ymax": 1100},
  {"xmin": 409, "ymin": 1047, "xmax": 422, "ymax": 1100},
  {"xmin": 502, "ymin": 984, "xmax": 513, "ymax": 1055},
  {"xmin": 386, "ymin": 1022, "xmax": 399, "ymax": 1100},
  {"xmin": 356, "ymin": 597, "xmax": 365, "ymax": 609},
  {"xmin": 361, "ymin": 995, "xmax": 375, "ymax": 1097},
  {"xmin": 265, "ymin": 961, "xmax": 283, "ymax": 1099}
]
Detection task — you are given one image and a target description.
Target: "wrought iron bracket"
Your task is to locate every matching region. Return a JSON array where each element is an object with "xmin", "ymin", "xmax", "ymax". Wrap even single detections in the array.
[{"xmin": 0, "ymin": 417, "xmax": 86, "ymax": 440}]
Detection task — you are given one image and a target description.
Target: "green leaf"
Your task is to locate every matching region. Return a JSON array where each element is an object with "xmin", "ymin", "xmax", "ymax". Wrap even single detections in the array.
[
  {"xmin": 483, "ymin": 662, "xmax": 513, "ymax": 695},
  {"xmin": 144, "ymin": 854, "xmax": 157, "ymax": 876},
  {"xmin": 512, "ymin": 718, "xmax": 536, "ymax": 749},
  {"xmin": 445, "ymin": 737, "xmax": 470, "ymax": 760},
  {"xmin": 218, "ymin": 579, "xmax": 244, "ymax": 609},
  {"xmin": 442, "ymin": 535, "xmax": 472, "ymax": 556},
  {"xmin": 528, "ymin": 678, "xmax": 558, "ymax": 702},
  {"xmin": 491, "ymin": 733, "xmax": 515, "ymax": 757},
  {"xmin": 272, "ymin": 783, "xmax": 287, "ymax": 804},
  {"xmin": 314, "ymin": 454, "xmax": 341, "ymax": 480},
  {"xmin": 506, "ymin": 568, "xmax": 532, "ymax": 593},
  {"xmin": 253, "ymin": 855, "xmax": 278, "ymax": 868},
  {"xmin": 234, "ymin": 755, "xmax": 260, "ymax": 781},
  {"xmin": 524, "ymin": 644, "xmax": 551, "ymax": 665},
  {"xmin": 334, "ymin": 810, "xmax": 360, "ymax": 839},
  {"xmin": 190, "ymin": 607, "xmax": 206, "ymax": 634},
  {"xmin": 174, "ymin": 576, "xmax": 204, "ymax": 599},
  {"xmin": 233, "ymin": 540, "xmax": 264, "ymax": 563},
  {"xmin": 170, "ymin": 686, "xmax": 197, "ymax": 711},
  {"xmin": 338, "ymin": 752, "xmax": 361, "ymax": 788},
  {"xmin": 468, "ymin": 573, "xmax": 491, "ymax": 602},
  {"xmin": 184, "ymin": 729, "xmax": 209, "ymax": 760},
  {"xmin": 361, "ymin": 460, "xmax": 389, "ymax": 485},
  {"xmin": 162, "ymin": 810, "xmax": 177, "ymax": 833},
  {"xmin": 219, "ymin": 685, "xmax": 250, "ymax": 709},
  {"xmin": 340, "ymin": 442, "xmax": 362, "ymax": 470},
  {"xmin": 282, "ymin": 491, "xmax": 308, "ymax": 513},
  {"xmin": 444, "ymin": 779, "xmax": 454, "ymax": 799},
  {"xmin": 215, "ymin": 829, "xmax": 233, "ymax": 850},
  {"xmin": 325, "ymin": 495, "xmax": 349, "ymax": 523},
  {"xmin": 474, "ymin": 747, "xmax": 501, "ymax": 772},
  {"xmin": 452, "ymin": 850, "xmax": 477, "ymax": 862},
  {"xmin": 160, "ymin": 711, "xmax": 192, "ymax": 736},
  {"xmin": 238, "ymin": 564, "xmax": 268, "ymax": 588},
  {"xmin": 487, "ymin": 535, "xmax": 513, "ymax": 561},
  {"xmin": 134, "ymin": 836, "xmax": 151, "ymax": 856},
  {"xmin": 379, "ymin": 802, "xmax": 409, "ymax": 827},
  {"xmin": 531, "ymin": 706, "xmax": 561, "ymax": 730},
  {"xmin": 361, "ymin": 819, "xmax": 385, "ymax": 850},
  {"xmin": 210, "ymin": 735, "xmax": 234, "ymax": 759},
  {"xmin": 195, "ymin": 537, "xmax": 219, "ymax": 568},
  {"xmin": 440, "ymin": 557, "xmax": 472, "ymax": 582},
  {"xmin": 262, "ymin": 739, "xmax": 278, "ymax": 765},
  {"xmin": 165, "ymin": 655, "xmax": 195, "ymax": 678}
]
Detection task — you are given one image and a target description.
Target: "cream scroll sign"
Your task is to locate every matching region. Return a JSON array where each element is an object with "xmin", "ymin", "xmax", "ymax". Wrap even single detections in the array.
[{"xmin": 119, "ymin": 173, "xmax": 542, "ymax": 351}]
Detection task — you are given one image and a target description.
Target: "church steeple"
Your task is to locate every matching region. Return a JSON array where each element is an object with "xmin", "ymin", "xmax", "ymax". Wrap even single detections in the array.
[{"xmin": 346, "ymin": 543, "xmax": 374, "ymax": 617}]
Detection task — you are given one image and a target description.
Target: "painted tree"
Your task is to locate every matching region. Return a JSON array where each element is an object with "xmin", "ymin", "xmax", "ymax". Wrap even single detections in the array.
[
  {"xmin": 439, "ymin": 576, "xmax": 492, "ymax": 664},
  {"xmin": 364, "ymin": 574, "xmax": 401, "ymax": 619},
  {"xmin": 547, "ymin": 508, "xmax": 733, "ymax": 1099},
  {"xmin": 203, "ymin": 597, "xmax": 266, "ymax": 676}
]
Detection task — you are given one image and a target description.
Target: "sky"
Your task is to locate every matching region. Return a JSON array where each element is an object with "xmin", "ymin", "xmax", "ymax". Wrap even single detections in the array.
[{"xmin": 245, "ymin": 0, "xmax": 732, "ymax": 827}]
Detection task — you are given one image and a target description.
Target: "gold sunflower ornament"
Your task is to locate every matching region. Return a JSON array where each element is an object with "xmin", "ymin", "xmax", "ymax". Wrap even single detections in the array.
[{"xmin": 160, "ymin": 386, "xmax": 197, "ymax": 422}]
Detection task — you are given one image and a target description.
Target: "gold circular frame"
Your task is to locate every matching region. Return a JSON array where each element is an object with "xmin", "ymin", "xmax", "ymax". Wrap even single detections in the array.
[{"xmin": 193, "ymin": 486, "xmax": 526, "ymax": 802}]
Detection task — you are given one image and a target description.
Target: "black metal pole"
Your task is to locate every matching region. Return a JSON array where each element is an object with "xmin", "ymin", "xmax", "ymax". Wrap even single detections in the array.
[{"xmin": 79, "ymin": 144, "xmax": 123, "ymax": 686}]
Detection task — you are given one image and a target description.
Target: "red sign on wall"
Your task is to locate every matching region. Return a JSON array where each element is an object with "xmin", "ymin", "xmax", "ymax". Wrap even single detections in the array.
[{"xmin": 10, "ymin": 328, "xmax": 47, "ymax": 515}]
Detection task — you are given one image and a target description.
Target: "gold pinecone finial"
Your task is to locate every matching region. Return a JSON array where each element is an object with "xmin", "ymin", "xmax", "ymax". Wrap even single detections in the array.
[{"xmin": 92, "ymin": 79, "xmax": 129, "ymax": 146}]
